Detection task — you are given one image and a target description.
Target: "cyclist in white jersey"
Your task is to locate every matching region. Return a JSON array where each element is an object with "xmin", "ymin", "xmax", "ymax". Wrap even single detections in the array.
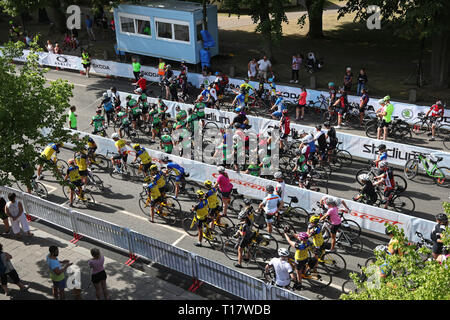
[
  {"xmin": 265, "ymin": 248, "xmax": 295, "ymax": 288},
  {"xmin": 258, "ymin": 185, "xmax": 283, "ymax": 234}
]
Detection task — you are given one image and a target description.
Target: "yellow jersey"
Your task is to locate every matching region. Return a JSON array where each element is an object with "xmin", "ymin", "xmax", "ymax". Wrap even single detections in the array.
[
  {"xmin": 41, "ymin": 143, "xmax": 58, "ymax": 160},
  {"xmin": 153, "ymin": 171, "xmax": 166, "ymax": 189},
  {"xmin": 195, "ymin": 199, "xmax": 209, "ymax": 220},
  {"xmin": 67, "ymin": 166, "xmax": 81, "ymax": 182},
  {"xmin": 115, "ymin": 139, "xmax": 127, "ymax": 155},
  {"xmin": 75, "ymin": 153, "xmax": 88, "ymax": 171},
  {"xmin": 294, "ymin": 241, "xmax": 312, "ymax": 262},
  {"xmin": 146, "ymin": 182, "xmax": 161, "ymax": 200},
  {"xmin": 206, "ymin": 188, "xmax": 219, "ymax": 209},
  {"xmin": 308, "ymin": 224, "xmax": 324, "ymax": 247},
  {"xmin": 136, "ymin": 147, "xmax": 152, "ymax": 165}
]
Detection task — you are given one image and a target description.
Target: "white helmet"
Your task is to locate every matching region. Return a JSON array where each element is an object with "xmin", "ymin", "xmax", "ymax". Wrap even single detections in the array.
[
  {"xmin": 360, "ymin": 174, "xmax": 370, "ymax": 182},
  {"xmin": 111, "ymin": 133, "xmax": 119, "ymax": 139},
  {"xmin": 218, "ymin": 166, "xmax": 225, "ymax": 173},
  {"xmin": 274, "ymin": 171, "xmax": 283, "ymax": 179},
  {"xmin": 379, "ymin": 161, "xmax": 388, "ymax": 168},
  {"xmin": 278, "ymin": 248, "xmax": 289, "ymax": 257}
]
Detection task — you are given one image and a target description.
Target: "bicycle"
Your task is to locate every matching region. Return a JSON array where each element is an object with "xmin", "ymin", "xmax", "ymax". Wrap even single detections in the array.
[
  {"xmin": 39, "ymin": 153, "xmax": 68, "ymax": 179},
  {"xmin": 365, "ymin": 117, "xmax": 412, "ymax": 141},
  {"xmin": 355, "ymin": 160, "xmax": 408, "ymax": 191},
  {"xmin": 304, "ymin": 94, "xmax": 328, "ymax": 118},
  {"xmin": 86, "ymin": 152, "xmax": 110, "ymax": 172},
  {"xmin": 84, "ymin": 169, "xmax": 105, "ymax": 192},
  {"xmin": 404, "ymin": 151, "xmax": 449, "ymax": 187},
  {"xmin": 353, "ymin": 185, "xmax": 416, "ymax": 214},
  {"xmin": 326, "ymin": 142, "xmax": 353, "ymax": 170},
  {"xmin": 62, "ymin": 182, "xmax": 96, "ymax": 208},
  {"xmin": 106, "ymin": 151, "xmax": 142, "ymax": 181},
  {"xmin": 16, "ymin": 174, "xmax": 48, "ymax": 198},
  {"xmin": 182, "ymin": 211, "xmax": 224, "ymax": 250},
  {"xmin": 138, "ymin": 186, "xmax": 182, "ymax": 225},
  {"xmin": 411, "ymin": 112, "xmax": 448, "ymax": 138},
  {"xmin": 90, "ymin": 123, "xmax": 107, "ymax": 137}
]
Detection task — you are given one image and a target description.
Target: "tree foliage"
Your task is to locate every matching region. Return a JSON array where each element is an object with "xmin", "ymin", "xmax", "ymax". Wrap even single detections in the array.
[
  {"xmin": 341, "ymin": 204, "xmax": 450, "ymax": 300},
  {"xmin": 0, "ymin": 39, "xmax": 75, "ymax": 188}
]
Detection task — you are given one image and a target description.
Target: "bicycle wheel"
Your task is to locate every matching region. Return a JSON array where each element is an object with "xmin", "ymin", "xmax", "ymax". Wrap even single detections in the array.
[
  {"xmin": 391, "ymin": 195, "xmax": 415, "ymax": 214},
  {"xmin": 62, "ymin": 185, "xmax": 71, "ymax": 200},
  {"xmin": 320, "ymin": 251, "xmax": 347, "ymax": 275},
  {"xmin": 364, "ymin": 256, "xmax": 377, "ymax": 267},
  {"xmin": 55, "ymin": 159, "xmax": 68, "ymax": 177},
  {"xmin": 91, "ymin": 155, "xmax": 110, "ymax": 172},
  {"xmin": 33, "ymin": 182, "xmax": 48, "ymax": 198},
  {"xmin": 165, "ymin": 179, "xmax": 175, "ymax": 195},
  {"xmin": 228, "ymin": 197, "xmax": 246, "ymax": 216},
  {"xmin": 404, "ymin": 159, "xmax": 419, "ymax": 180},
  {"xmin": 336, "ymin": 150, "xmax": 352, "ymax": 167},
  {"xmin": 443, "ymin": 136, "xmax": 450, "ymax": 151},
  {"xmin": 338, "ymin": 233, "xmax": 363, "ymax": 254},
  {"xmin": 182, "ymin": 217, "xmax": 199, "ymax": 236},
  {"xmin": 355, "ymin": 169, "xmax": 371, "ymax": 186},
  {"xmin": 412, "ymin": 120, "xmax": 429, "ymax": 135},
  {"xmin": 322, "ymin": 111, "xmax": 337, "ymax": 126},
  {"xmin": 253, "ymin": 247, "xmax": 273, "ymax": 270},
  {"xmin": 222, "ymin": 238, "xmax": 239, "ymax": 261},
  {"xmin": 304, "ymin": 267, "xmax": 332, "ymax": 289},
  {"xmin": 275, "ymin": 220, "xmax": 296, "ymax": 238},
  {"xmin": 393, "ymin": 175, "xmax": 408, "ymax": 191},
  {"xmin": 81, "ymin": 191, "xmax": 96, "ymax": 209},
  {"xmin": 206, "ymin": 231, "xmax": 223, "ymax": 250},
  {"xmin": 216, "ymin": 215, "xmax": 235, "ymax": 238},
  {"xmin": 138, "ymin": 198, "xmax": 151, "ymax": 217},
  {"xmin": 365, "ymin": 124, "xmax": 378, "ymax": 139},
  {"xmin": 160, "ymin": 197, "xmax": 182, "ymax": 225},
  {"xmin": 341, "ymin": 279, "xmax": 358, "ymax": 294},
  {"xmin": 434, "ymin": 167, "xmax": 450, "ymax": 187},
  {"xmin": 341, "ymin": 219, "xmax": 361, "ymax": 240},
  {"xmin": 87, "ymin": 174, "xmax": 105, "ymax": 191}
]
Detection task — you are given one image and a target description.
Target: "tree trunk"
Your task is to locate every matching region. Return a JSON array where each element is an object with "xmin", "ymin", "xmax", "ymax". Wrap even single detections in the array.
[
  {"xmin": 47, "ymin": 0, "xmax": 68, "ymax": 33},
  {"xmin": 202, "ymin": 0, "xmax": 208, "ymax": 30},
  {"xmin": 306, "ymin": 0, "xmax": 325, "ymax": 39},
  {"xmin": 259, "ymin": 1, "xmax": 273, "ymax": 59},
  {"xmin": 431, "ymin": 34, "xmax": 450, "ymax": 89}
]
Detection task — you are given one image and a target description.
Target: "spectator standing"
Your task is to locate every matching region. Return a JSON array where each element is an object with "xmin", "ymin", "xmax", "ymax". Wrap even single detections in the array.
[
  {"xmin": 257, "ymin": 56, "xmax": 272, "ymax": 81},
  {"xmin": 133, "ymin": 73, "xmax": 147, "ymax": 94},
  {"xmin": 53, "ymin": 43, "xmax": 63, "ymax": 54},
  {"xmin": 291, "ymin": 53, "xmax": 302, "ymax": 83},
  {"xmin": 248, "ymin": 58, "xmax": 258, "ymax": 81},
  {"xmin": 0, "ymin": 197, "xmax": 10, "ymax": 234},
  {"xmin": 376, "ymin": 95, "xmax": 394, "ymax": 140},
  {"xmin": 46, "ymin": 246, "xmax": 72, "ymax": 300},
  {"xmin": 85, "ymin": 15, "xmax": 96, "ymax": 41},
  {"xmin": 356, "ymin": 68, "xmax": 368, "ymax": 96},
  {"xmin": 4, "ymin": 193, "xmax": 33, "ymax": 238},
  {"xmin": 296, "ymin": 87, "xmax": 307, "ymax": 121},
  {"xmin": 81, "ymin": 48, "xmax": 91, "ymax": 78},
  {"xmin": 343, "ymin": 67, "xmax": 353, "ymax": 92},
  {"xmin": 131, "ymin": 57, "xmax": 141, "ymax": 82},
  {"xmin": 46, "ymin": 40, "xmax": 54, "ymax": 53},
  {"xmin": 63, "ymin": 33, "xmax": 71, "ymax": 51},
  {"xmin": 88, "ymin": 248, "xmax": 110, "ymax": 300},
  {"xmin": 359, "ymin": 88, "xmax": 370, "ymax": 127},
  {"xmin": 24, "ymin": 33, "xmax": 32, "ymax": 48},
  {"xmin": 68, "ymin": 106, "xmax": 77, "ymax": 130},
  {"xmin": 1, "ymin": 243, "xmax": 29, "ymax": 296},
  {"xmin": 213, "ymin": 167, "xmax": 233, "ymax": 217}
]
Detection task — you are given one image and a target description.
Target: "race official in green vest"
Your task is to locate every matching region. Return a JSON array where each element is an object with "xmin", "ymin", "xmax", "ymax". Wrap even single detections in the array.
[{"xmin": 81, "ymin": 49, "xmax": 91, "ymax": 78}]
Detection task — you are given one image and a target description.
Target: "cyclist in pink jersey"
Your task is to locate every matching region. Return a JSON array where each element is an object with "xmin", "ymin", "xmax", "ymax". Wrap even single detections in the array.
[
  {"xmin": 319, "ymin": 197, "xmax": 341, "ymax": 252},
  {"xmin": 213, "ymin": 166, "xmax": 233, "ymax": 217}
]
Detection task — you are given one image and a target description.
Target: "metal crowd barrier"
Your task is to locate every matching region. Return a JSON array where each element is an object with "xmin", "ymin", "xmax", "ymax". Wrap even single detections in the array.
[{"xmin": 0, "ymin": 186, "xmax": 308, "ymax": 300}]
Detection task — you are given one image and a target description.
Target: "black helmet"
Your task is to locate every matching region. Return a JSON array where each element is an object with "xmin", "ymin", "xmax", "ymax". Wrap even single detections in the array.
[
  {"xmin": 266, "ymin": 185, "xmax": 274, "ymax": 193},
  {"xmin": 378, "ymin": 144, "xmax": 386, "ymax": 151},
  {"xmin": 315, "ymin": 125, "xmax": 322, "ymax": 131},
  {"xmin": 110, "ymin": 86, "xmax": 117, "ymax": 91},
  {"xmin": 323, "ymin": 121, "xmax": 330, "ymax": 128},
  {"xmin": 385, "ymin": 227, "xmax": 393, "ymax": 236},
  {"xmin": 436, "ymin": 213, "xmax": 448, "ymax": 223}
]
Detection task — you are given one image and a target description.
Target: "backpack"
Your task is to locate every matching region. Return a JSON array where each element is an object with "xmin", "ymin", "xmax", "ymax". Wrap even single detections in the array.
[{"xmin": 0, "ymin": 253, "xmax": 6, "ymax": 276}]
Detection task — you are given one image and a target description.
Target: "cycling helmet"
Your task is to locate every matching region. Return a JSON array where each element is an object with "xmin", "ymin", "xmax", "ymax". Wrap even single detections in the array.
[
  {"xmin": 204, "ymin": 180, "xmax": 213, "ymax": 188},
  {"xmin": 243, "ymin": 198, "xmax": 252, "ymax": 206},
  {"xmin": 377, "ymin": 98, "xmax": 386, "ymax": 105},
  {"xmin": 150, "ymin": 164, "xmax": 158, "ymax": 172},
  {"xmin": 215, "ymin": 71, "xmax": 220, "ymax": 76},
  {"xmin": 110, "ymin": 86, "xmax": 117, "ymax": 91},
  {"xmin": 96, "ymin": 109, "xmax": 102, "ymax": 114},
  {"xmin": 238, "ymin": 210, "xmax": 248, "ymax": 220},
  {"xmin": 325, "ymin": 197, "xmax": 337, "ymax": 206},
  {"xmin": 132, "ymin": 143, "xmax": 141, "ymax": 151},
  {"xmin": 278, "ymin": 248, "xmax": 290, "ymax": 257},
  {"xmin": 102, "ymin": 92, "xmax": 108, "ymax": 99},
  {"xmin": 383, "ymin": 95, "xmax": 391, "ymax": 102},
  {"xmin": 315, "ymin": 125, "xmax": 322, "ymax": 131},
  {"xmin": 360, "ymin": 174, "xmax": 370, "ymax": 182},
  {"xmin": 68, "ymin": 159, "xmax": 75, "ymax": 165},
  {"xmin": 235, "ymin": 107, "xmax": 242, "ymax": 112},
  {"xmin": 196, "ymin": 190, "xmax": 205, "ymax": 198},
  {"xmin": 111, "ymin": 133, "xmax": 119, "ymax": 139},
  {"xmin": 140, "ymin": 93, "xmax": 147, "ymax": 100},
  {"xmin": 436, "ymin": 100, "xmax": 443, "ymax": 106},
  {"xmin": 328, "ymin": 82, "xmax": 335, "ymax": 87},
  {"xmin": 379, "ymin": 161, "xmax": 388, "ymax": 168},
  {"xmin": 309, "ymin": 215, "xmax": 321, "ymax": 224},
  {"xmin": 378, "ymin": 144, "xmax": 386, "ymax": 151},
  {"xmin": 436, "ymin": 213, "xmax": 448, "ymax": 223},
  {"xmin": 274, "ymin": 171, "xmax": 283, "ymax": 179},
  {"xmin": 266, "ymin": 185, "xmax": 275, "ymax": 193},
  {"xmin": 166, "ymin": 64, "xmax": 171, "ymax": 68},
  {"xmin": 323, "ymin": 121, "xmax": 330, "ymax": 128},
  {"xmin": 268, "ymin": 77, "xmax": 274, "ymax": 82},
  {"xmin": 160, "ymin": 155, "xmax": 170, "ymax": 163},
  {"xmin": 218, "ymin": 166, "xmax": 225, "ymax": 173},
  {"xmin": 296, "ymin": 232, "xmax": 309, "ymax": 241}
]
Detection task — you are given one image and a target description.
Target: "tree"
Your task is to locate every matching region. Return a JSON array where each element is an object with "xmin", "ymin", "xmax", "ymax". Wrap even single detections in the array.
[
  {"xmin": 0, "ymin": 39, "xmax": 75, "ymax": 190},
  {"xmin": 337, "ymin": 0, "xmax": 450, "ymax": 89},
  {"xmin": 220, "ymin": 0, "xmax": 289, "ymax": 59},
  {"xmin": 0, "ymin": 0, "xmax": 47, "ymax": 27},
  {"xmin": 297, "ymin": 0, "xmax": 326, "ymax": 39},
  {"xmin": 341, "ymin": 204, "xmax": 450, "ymax": 300}
]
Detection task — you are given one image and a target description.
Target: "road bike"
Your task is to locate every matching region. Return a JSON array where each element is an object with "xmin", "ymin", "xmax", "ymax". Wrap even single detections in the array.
[
  {"xmin": 404, "ymin": 151, "xmax": 449, "ymax": 187},
  {"xmin": 365, "ymin": 118, "xmax": 412, "ymax": 141},
  {"xmin": 352, "ymin": 185, "xmax": 415, "ymax": 214},
  {"xmin": 355, "ymin": 160, "xmax": 408, "ymax": 191},
  {"xmin": 107, "ymin": 151, "xmax": 143, "ymax": 181},
  {"xmin": 16, "ymin": 175, "xmax": 48, "ymax": 198},
  {"xmin": 62, "ymin": 182, "xmax": 96, "ymax": 208},
  {"xmin": 411, "ymin": 112, "xmax": 449, "ymax": 139},
  {"xmin": 39, "ymin": 153, "xmax": 68, "ymax": 179},
  {"xmin": 182, "ymin": 211, "xmax": 224, "ymax": 250},
  {"xmin": 84, "ymin": 169, "xmax": 105, "ymax": 192},
  {"xmin": 138, "ymin": 187, "xmax": 182, "ymax": 225},
  {"xmin": 325, "ymin": 142, "xmax": 353, "ymax": 170}
]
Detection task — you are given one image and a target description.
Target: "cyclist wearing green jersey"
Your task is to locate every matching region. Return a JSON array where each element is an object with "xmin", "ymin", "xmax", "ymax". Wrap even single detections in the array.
[
  {"xmin": 157, "ymin": 96, "xmax": 168, "ymax": 127},
  {"xmin": 116, "ymin": 109, "xmax": 131, "ymax": 139},
  {"xmin": 160, "ymin": 129, "xmax": 173, "ymax": 154},
  {"xmin": 245, "ymin": 162, "xmax": 260, "ymax": 177},
  {"xmin": 175, "ymin": 106, "xmax": 187, "ymax": 122},
  {"xmin": 90, "ymin": 109, "xmax": 105, "ymax": 135},
  {"xmin": 126, "ymin": 95, "xmax": 141, "ymax": 131},
  {"xmin": 139, "ymin": 94, "xmax": 149, "ymax": 123},
  {"xmin": 186, "ymin": 108, "xmax": 199, "ymax": 133},
  {"xmin": 149, "ymin": 104, "xmax": 162, "ymax": 143},
  {"xmin": 194, "ymin": 102, "xmax": 206, "ymax": 128}
]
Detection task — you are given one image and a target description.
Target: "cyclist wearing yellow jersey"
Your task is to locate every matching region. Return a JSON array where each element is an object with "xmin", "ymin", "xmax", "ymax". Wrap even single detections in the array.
[
  {"xmin": 85, "ymin": 136, "xmax": 97, "ymax": 164},
  {"xmin": 192, "ymin": 190, "xmax": 209, "ymax": 247},
  {"xmin": 74, "ymin": 149, "xmax": 89, "ymax": 186},
  {"xmin": 161, "ymin": 156, "xmax": 186, "ymax": 198},
  {"xmin": 150, "ymin": 165, "xmax": 167, "ymax": 196},
  {"xmin": 64, "ymin": 159, "xmax": 85, "ymax": 207},
  {"xmin": 203, "ymin": 180, "xmax": 220, "ymax": 229},
  {"xmin": 37, "ymin": 142, "xmax": 64, "ymax": 180},
  {"xmin": 132, "ymin": 144, "xmax": 152, "ymax": 178},
  {"xmin": 307, "ymin": 215, "xmax": 325, "ymax": 272},
  {"xmin": 110, "ymin": 133, "xmax": 129, "ymax": 173},
  {"xmin": 239, "ymin": 78, "xmax": 254, "ymax": 104},
  {"xmin": 144, "ymin": 181, "xmax": 162, "ymax": 223},
  {"xmin": 284, "ymin": 231, "xmax": 314, "ymax": 290}
]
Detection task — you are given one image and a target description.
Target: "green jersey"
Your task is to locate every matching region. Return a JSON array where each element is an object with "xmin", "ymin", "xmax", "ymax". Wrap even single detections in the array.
[
  {"xmin": 92, "ymin": 114, "xmax": 104, "ymax": 130},
  {"xmin": 117, "ymin": 111, "xmax": 130, "ymax": 125},
  {"xmin": 160, "ymin": 134, "xmax": 173, "ymax": 153},
  {"xmin": 176, "ymin": 110, "xmax": 187, "ymax": 121},
  {"xmin": 296, "ymin": 155, "xmax": 307, "ymax": 172},
  {"xmin": 247, "ymin": 164, "xmax": 260, "ymax": 177},
  {"xmin": 130, "ymin": 101, "xmax": 142, "ymax": 116},
  {"xmin": 150, "ymin": 110, "xmax": 161, "ymax": 125},
  {"xmin": 383, "ymin": 103, "xmax": 394, "ymax": 123},
  {"xmin": 194, "ymin": 102, "xmax": 206, "ymax": 117},
  {"xmin": 173, "ymin": 120, "xmax": 186, "ymax": 130},
  {"xmin": 157, "ymin": 101, "xmax": 167, "ymax": 114}
]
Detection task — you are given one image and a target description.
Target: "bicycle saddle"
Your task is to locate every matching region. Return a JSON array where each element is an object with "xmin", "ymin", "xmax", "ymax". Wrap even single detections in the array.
[{"xmin": 288, "ymin": 196, "xmax": 298, "ymax": 203}]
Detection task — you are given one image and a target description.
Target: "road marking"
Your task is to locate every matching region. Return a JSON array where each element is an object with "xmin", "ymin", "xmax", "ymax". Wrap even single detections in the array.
[
  {"xmin": 172, "ymin": 233, "xmax": 187, "ymax": 246},
  {"xmin": 45, "ymin": 76, "xmax": 106, "ymax": 91},
  {"xmin": 41, "ymin": 183, "xmax": 58, "ymax": 195}
]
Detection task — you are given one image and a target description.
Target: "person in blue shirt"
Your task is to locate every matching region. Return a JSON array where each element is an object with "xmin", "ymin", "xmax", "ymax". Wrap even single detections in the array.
[
  {"xmin": 267, "ymin": 77, "xmax": 277, "ymax": 104},
  {"xmin": 161, "ymin": 156, "xmax": 186, "ymax": 198},
  {"xmin": 100, "ymin": 92, "xmax": 114, "ymax": 125},
  {"xmin": 270, "ymin": 92, "xmax": 287, "ymax": 120},
  {"xmin": 232, "ymin": 88, "xmax": 246, "ymax": 109},
  {"xmin": 85, "ymin": 15, "xmax": 95, "ymax": 41},
  {"xmin": 374, "ymin": 144, "xmax": 387, "ymax": 168}
]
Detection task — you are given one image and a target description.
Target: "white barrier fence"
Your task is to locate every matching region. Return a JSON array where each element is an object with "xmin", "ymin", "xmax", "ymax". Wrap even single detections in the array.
[{"xmin": 0, "ymin": 185, "xmax": 306, "ymax": 300}]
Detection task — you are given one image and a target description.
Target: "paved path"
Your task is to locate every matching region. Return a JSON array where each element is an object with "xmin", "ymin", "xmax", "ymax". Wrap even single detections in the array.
[{"xmin": 0, "ymin": 225, "xmax": 207, "ymax": 300}]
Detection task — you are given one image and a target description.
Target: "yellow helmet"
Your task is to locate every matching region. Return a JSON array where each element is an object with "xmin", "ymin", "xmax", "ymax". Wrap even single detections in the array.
[
  {"xmin": 133, "ymin": 143, "xmax": 141, "ymax": 150},
  {"xmin": 150, "ymin": 164, "xmax": 158, "ymax": 172},
  {"xmin": 309, "ymin": 215, "xmax": 321, "ymax": 224},
  {"xmin": 204, "ymin": 180, "xmax": 213, "ymax": 188},
  {"xmin": 196, "ymin": 190, "xmax": 205, "ymax": 198}
]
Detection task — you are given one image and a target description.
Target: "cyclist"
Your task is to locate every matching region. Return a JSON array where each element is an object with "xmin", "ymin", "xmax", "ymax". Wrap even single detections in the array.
[
  {"xmin": 359, "ymin": 88, "xmax": 370, "ymax": 127},
  {"xmin": 110, "ymin": 133, "xmax": 129, "ymax": 173},
  {"xmin": 373, "ymin": 161, "xmax": 395, "ymax": 209},
  {"xmin": 186, "ymin": 108, "xmax": 199, "ymax": 133},
  {"xmin": 324, "ymin": 121, "xmax": 338, "ymax": 158},
  {"xmin": 132, "ymin": 144, "xmax": 152, "ymax": 180},
  {"xmin": 279, "ymin": 109, "xmax": 291, "ymax": 150},
  {"xmin": 175, "ymin": 105, "xmax": 187, "ymax": 122},
  {"xmin": 233, "ymin": 210, "xmax": 255, "ymax": 268},
  {"xmin": 160, "ymin": 129, "xmax": 174, "ymax": 154},
  {"xmin": 245, "ymin": 161, "xmax": 260, "ymax": 177},
  {"xmin": 231, "ymin": 88, "xmax": 247, "ymax": 110},
  {"xmin": 74, "ymin": 149, "xmax": 89, "ymax": 186},
  {"xmin": 208, "ymin": 83, "xmax": 218, "ymax": 108},
  {"xmin": 230, "ymin": 107, "xmax": 251, "ymax": 130},
  {"xmin": 379, "ymin": 227, "xmax": 404, "ymax": 278},
  {"xmin": 264, "ymin": 248, "xmax": 295, "ymax": 289},
  {"xmin": 161, "ymin": 156, "xmax": 185, "ymax": 198},
  {"xmin": 156, "ymin": 96, "xmax": 168, "ymax": 127},
  {"xmin": 274, "ymin": 171, "xmax": 285, "ymax": 202},
  {"xmin": 374, "ymin": 144, "xmax": 388, "ymax": 168},
  {"xmin": 194, "ymin": 101, "xmax": 206, "ymax": 128},
  {"xmin": 239, "ymin": 78, "xmax": 254, "ymax": 105},
  {"xmin": 64, "ymin": 159, "xmax": 85, "ymax": 207},
  {"xmin": 319, "ymin": 195, "xmax": 350, "ymax": 213},
  {"xmin": 100, "ymin": 92, "xmax": 114, "ymax": 126},
  {"xmin": 213, "ymin": 166, "xmax": 233, "ymax": 217},
  {"xmin": 331, "ymin": 87, "xmax": 348, "ymax": 129},
  {"xmin": 149, "ymin": 104, "xmax": 162, "ymax": 143},
  {"xmin": 376, "ymin": 95, "xmax": 394, "ymax": 141},
  {"xmin": 425, "ymin": 100, "xmax": 444, "ymax": 141},
  {"xmin": 307, "ymin": 215, "xmax": 325, "ymax": 273},
  {"xmin": 192, "ymin": 190, "xmax": 210, "ymax": 247},
  {"xmin": 144, "ymin": 181, "xmax": 162, "ymax": 224},
  {"xmin": 108, "ymin": 86, "xmax": 121, "ymax": 108},
  {"xmin": 139, "ymin": 94, "xmax": 150, "ymax": 124},
  {"xmin": 126, "ymin": 95, "xmax": 142, "ymax": 131},
  {"xmin": 267, "ymin": 77, "xmax": 277, "ymax": 104},
  {"xmin": 312, "ymin": 125, "xmax": 328, "ymax": 162},
  {"xmin": 283, "ymin": 232, "xmax": 313, "ymax": 290},
  {"xmin": 203, "ymin": 180, "xmax": 220, "ymax": 227},
  {"xmin": 90, "ymin": 109, "xmax": 106, "ymax": 135},
  {"xmin": 319, "ymin": 197, "xmax": 341, "ymax": 252},
  {"xmin": 116, "ymin": 107, "xmax": 132, "ymax": 139},
  {"xmin": 150, "ymin": 164, "xmax": 167, "ymax": 197},
  {"xmin": 353, "ymin": 174, "xmax": 378, "ymax": 205},
  {"xmin": 327, "ymin": 82, "xmax": 337, "ymax": 113},
  {"xmin": 293, "ymin": 148, "xmax": 311, "ymax": 189},
  {"xmin": 37, "ymin": 142, "xmax": 64, "ymax": 180},
  {"xmin": 270, "ymin": 92, "xmax": 287, "ymax": 120},
  {"xmin": 430, "ymin": 213, "xmax": 448, "ymax": 260},
  {"xmin": 196, "ymin": 84, "xmax": 210, "ymax": 104},
  {"xmin": 86, "ymin": 136, "xmax": 98, "ymax": 164},
  {"xmin": 258, "ymin": 185, "xmax": 283, "ymax": 234}
]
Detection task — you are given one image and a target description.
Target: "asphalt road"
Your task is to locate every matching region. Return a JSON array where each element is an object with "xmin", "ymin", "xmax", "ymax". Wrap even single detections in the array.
[{"xmin": 24, "ymin": 67, "xmax": 449, "ymax": 300}]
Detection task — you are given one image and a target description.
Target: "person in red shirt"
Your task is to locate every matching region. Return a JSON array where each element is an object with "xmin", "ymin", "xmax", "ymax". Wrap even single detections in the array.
[
  {"xmin": 297, "ymin": 87, "xmax": 307, "ymax": 121},
  {"xmin": 133, "ymin": 73, "xmax": 147, "ymax": 94},
  {"xmin": 332, "ymin": 88, "xmax": 348, "ymax": 129},
  {"xmin": 425, "ymin": 100, "xmax": 444, "ymax": 141},
  {"xmin": 279, "ymin": 109, "xmax": 291, "ymax": 150}
]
